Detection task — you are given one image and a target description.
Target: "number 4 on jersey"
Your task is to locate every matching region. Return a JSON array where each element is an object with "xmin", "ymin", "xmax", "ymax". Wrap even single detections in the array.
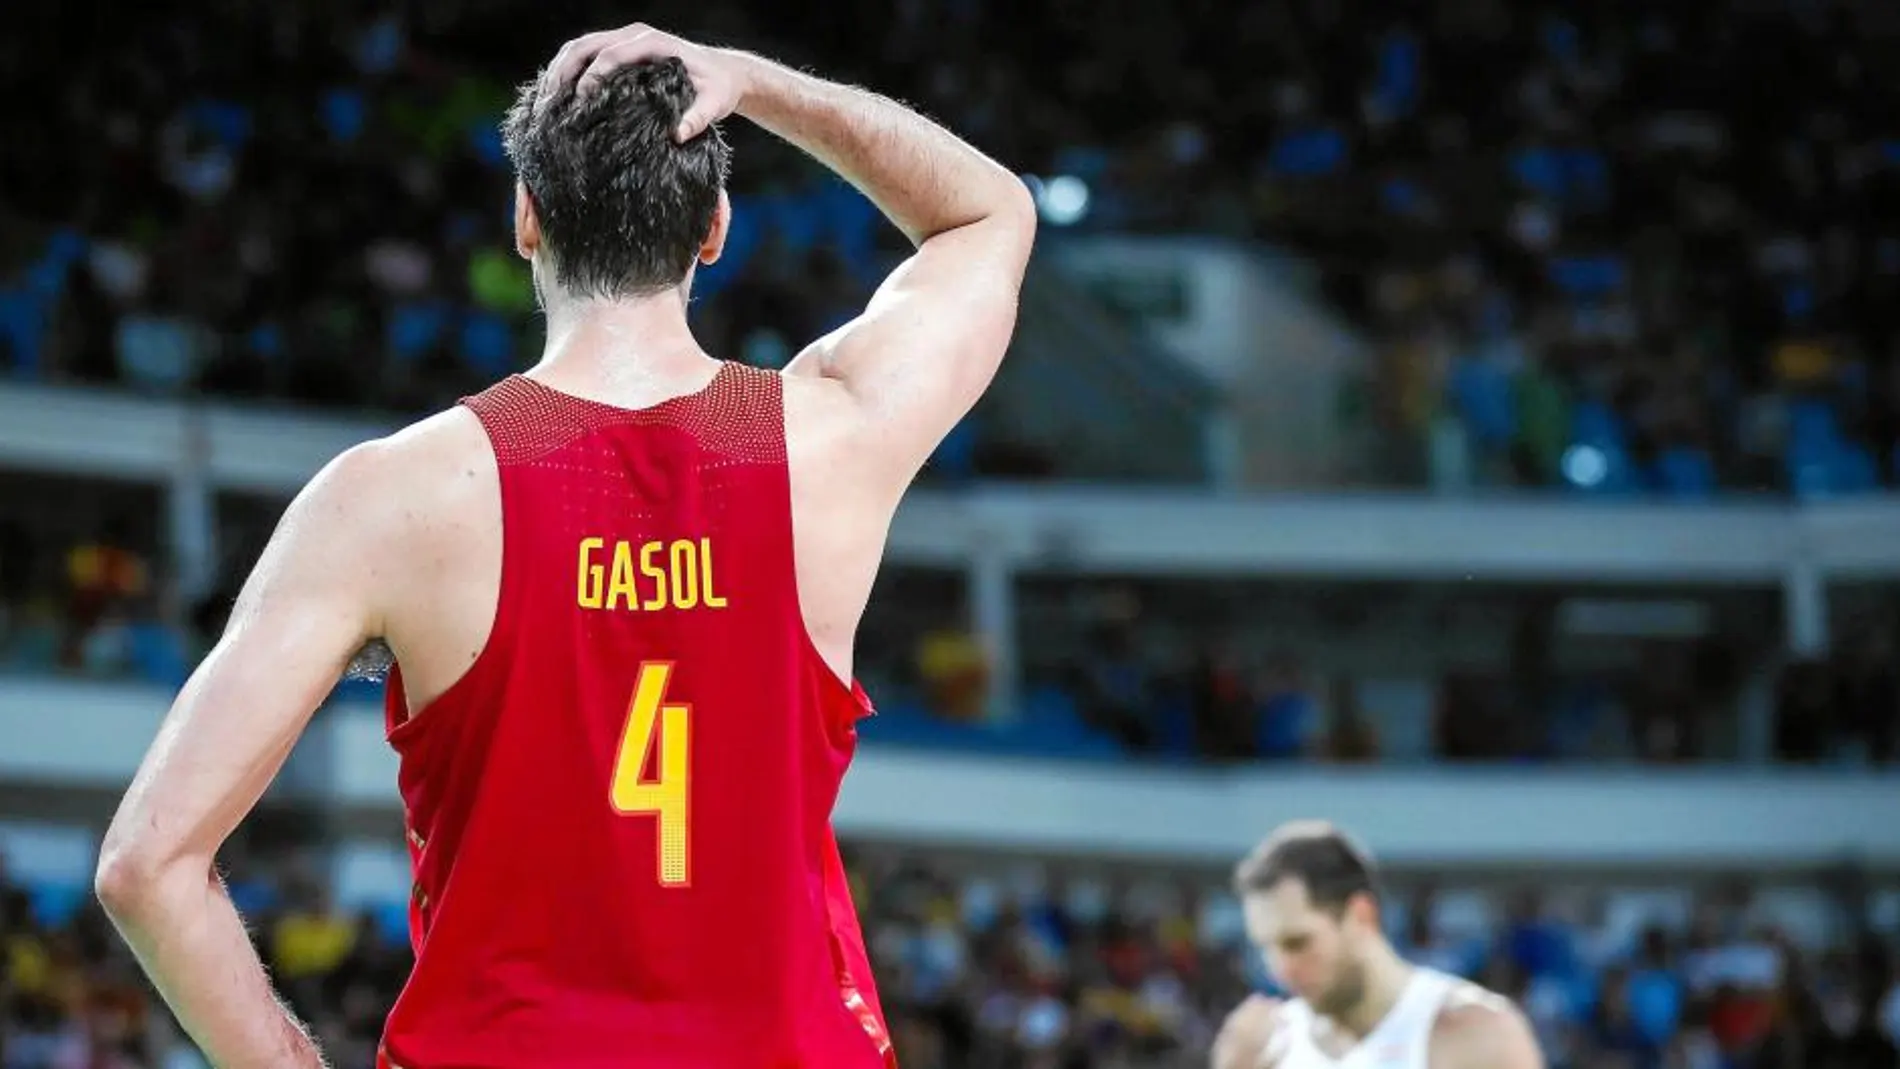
[{"xmin": 610, "ymin": 661, "xmax": 692, "ymax": 887}]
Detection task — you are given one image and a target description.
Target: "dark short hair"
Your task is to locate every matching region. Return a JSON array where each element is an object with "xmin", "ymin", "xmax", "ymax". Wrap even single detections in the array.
[
  {"xmin": 502, "ymin": 57, "xmax": 732, "ymax": 299},
  {"xmin": 1233, "ymin": 820, "xmax": 1380, "ymax": 913}
]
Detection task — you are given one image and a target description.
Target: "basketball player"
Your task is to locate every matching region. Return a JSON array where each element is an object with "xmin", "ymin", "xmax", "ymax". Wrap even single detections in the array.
[
  {"xmin": 1212, "ymin": 822, "xmax": 1545, "ymax": 1069},
  {"xmin": 93, "ymin": 23, "xmax": 1035, "ymax": 1069}
]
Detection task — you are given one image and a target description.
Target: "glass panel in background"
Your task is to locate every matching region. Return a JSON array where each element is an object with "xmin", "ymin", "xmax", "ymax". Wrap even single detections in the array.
[{"xmin": 0, "ymin": 468, "xmax": 167, "ymax": 679}]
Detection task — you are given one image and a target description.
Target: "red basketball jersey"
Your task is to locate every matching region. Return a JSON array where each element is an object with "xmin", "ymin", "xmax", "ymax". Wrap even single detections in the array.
[{"xmin": 376, "ymin": 363, "xmax": 893, "ymax": 1069}]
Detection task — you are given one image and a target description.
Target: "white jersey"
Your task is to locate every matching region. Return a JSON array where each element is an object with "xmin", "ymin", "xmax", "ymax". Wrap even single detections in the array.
[{"xmin": 1276, "ymin": 967, "xmax": 1457, "ymax": 1069}]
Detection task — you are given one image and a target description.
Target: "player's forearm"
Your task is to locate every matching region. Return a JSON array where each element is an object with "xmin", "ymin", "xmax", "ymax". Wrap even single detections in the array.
[
  {"xmin": 728, "ymin": 51, "xmax": 1030, "ymax": 246},
  {"xmin": 98, "ymin": 862, "xmax": 325, "ymax": 1069}
]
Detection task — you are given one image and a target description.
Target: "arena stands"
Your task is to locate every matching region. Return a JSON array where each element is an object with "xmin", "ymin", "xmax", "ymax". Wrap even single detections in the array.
[
  {"xmin": 4, "ymin": 833, "xmax": 1899, "ymax": 1069},
  {"xmin": 13, "ymin": 3, "xmax": 1900, "ymax": 494}
]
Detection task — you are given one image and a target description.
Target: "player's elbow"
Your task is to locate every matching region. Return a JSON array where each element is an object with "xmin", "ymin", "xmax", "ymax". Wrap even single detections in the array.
[
  {"xmin": 943, "ymin": 177, "xmax": 1036, "ymax": 257},
  {"xmin": 94, "ymin": 841, "xmax": 157, "ymax": 918},
  {"xmin": 950, "ymin": 181, "xmax": 1038, "ymax": 290},
  {"xmin": 95, "ymin": 825, "xmax": 193, "ymax": 920},
  {"xmin": 993, "ymin": 179, "xmax": 1038, "ymax": 252},
  {"xmin": 998, "ymin": 176, "xmax": 1038, "ymax": 230}
]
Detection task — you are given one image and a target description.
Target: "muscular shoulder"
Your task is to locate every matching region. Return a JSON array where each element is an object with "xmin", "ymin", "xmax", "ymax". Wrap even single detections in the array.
[
  {"xmin": 780, "ymin": 365, "xmax": 865, "ymax": 451},
  {"xmin": 779, "ymin": 370, "xmax": 891, "ymax": 509},
  {"xmin": 313, "ymin": 406, "xmax": 492, "ymax": 538},
  {"xmin": 780, "ymin": 349, "xmax": 938, "ymax": 512},
  {"xmin": 294, "ymin": 406, "xmax": 495, "ymax": 615},
  {"xmin": 779, "ymin": 366, "xmax": 858, "ymax": 433},
  {"xmin": 1428, "ymin": 981, "xmax": 1543, "ymax": 1069},
  {"xmin": 376, "ymin": 405, "xmax": 496, "ymax": 514}
]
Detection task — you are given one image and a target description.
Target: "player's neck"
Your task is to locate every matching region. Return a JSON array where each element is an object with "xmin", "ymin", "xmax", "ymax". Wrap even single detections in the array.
[
  {"xmin": 1334, "ymin": 943, "xmax": 1416, "ymax": 1040},
  {"xmin": 535, "ymin": 289, "xmax": 713, "ymax": 385}
]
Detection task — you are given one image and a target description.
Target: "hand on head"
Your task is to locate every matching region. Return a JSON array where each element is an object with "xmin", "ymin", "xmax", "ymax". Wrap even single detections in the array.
[{"xmin": 542, "ymin": 23, "xmax": 746, "ymax": 142}]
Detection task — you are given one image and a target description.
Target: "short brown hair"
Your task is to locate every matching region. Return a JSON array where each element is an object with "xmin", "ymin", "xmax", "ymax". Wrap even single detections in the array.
[
  {"xmin": 502, "ymin": 58, "xmax": 732, "ymax": 299},
  {"xmin": 1233, "ymin": 820, "xmax": 1380, "ymax": 913}
]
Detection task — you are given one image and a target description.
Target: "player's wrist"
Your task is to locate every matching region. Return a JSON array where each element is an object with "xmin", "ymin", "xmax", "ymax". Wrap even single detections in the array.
[{"xmin": 718, "ymin": 48, "xmax": 772, "ymax": 118}]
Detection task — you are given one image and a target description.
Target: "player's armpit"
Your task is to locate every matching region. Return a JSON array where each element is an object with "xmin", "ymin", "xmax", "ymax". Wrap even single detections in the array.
[
  {"xmin": 786, "ymin": 190, "xmax": 1035, "ymax": 499},
  {"xmin": 1428, "ymin": 997, "xmax": 1546, "ymax": 1069}
]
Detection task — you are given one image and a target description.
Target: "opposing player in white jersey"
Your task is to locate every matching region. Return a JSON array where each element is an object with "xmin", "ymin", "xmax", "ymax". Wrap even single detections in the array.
[{"xmin": 1212, "ymin": 821, "xmax": 1544, "ymax": 1069}]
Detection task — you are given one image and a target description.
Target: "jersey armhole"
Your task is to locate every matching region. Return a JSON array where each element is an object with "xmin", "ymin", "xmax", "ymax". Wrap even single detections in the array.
[
  {"xmin": 386, "ymin": 402, "xmax": 515, "ymax": 747},
  {"xmin": 771, "ymin": 368, "xmax": 876, "ymax": 725}
]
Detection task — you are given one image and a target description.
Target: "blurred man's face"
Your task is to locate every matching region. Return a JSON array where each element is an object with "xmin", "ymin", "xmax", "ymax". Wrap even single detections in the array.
[{"xmin": 1243, "ymin": 878, "xmax": 1370, "ymax": 1018}]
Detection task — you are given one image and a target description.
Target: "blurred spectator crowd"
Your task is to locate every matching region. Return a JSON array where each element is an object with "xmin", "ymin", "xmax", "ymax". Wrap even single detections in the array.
[
  {"xmin": 0, "ymin": 508, "xmax": 192, "ymax": 693},
  {"xmin": 1217, "ymin": 1, "xmax": 1900, "ymax": 499},
  {"xmin": 1, "ymin": 0, "xmax": 890, "ymax": 424},
  {"xmin": 3, "ymin": 846, "xmax": 1898, "ymax": 1069},
  {"xmin": 5, "ymin": 491, "xmax": 1900, "ymax": 770},
  {"xmin": 863, "ymin": 591, "xmax": 1900, "ymax": 771},
  {"xmin": 10, "ymin": 2, "xmax": 1900, "ymax": 495}
]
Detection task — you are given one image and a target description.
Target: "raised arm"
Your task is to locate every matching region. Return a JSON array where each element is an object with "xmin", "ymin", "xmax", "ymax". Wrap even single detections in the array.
[
  {"xmin": 93, "ymin": 441, "xmax": 405, "ymax": 1069},
  {"xmin": 738, "ymin": 50, "xmax": 1037, "ymax": 494},
  {"xmin": 554, "ymin": 25, "xmax": 1037, "ymax": 495},
  {"xmin": 725, "ymin": 51, "xmax": 1035, "ymax": 252}
]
